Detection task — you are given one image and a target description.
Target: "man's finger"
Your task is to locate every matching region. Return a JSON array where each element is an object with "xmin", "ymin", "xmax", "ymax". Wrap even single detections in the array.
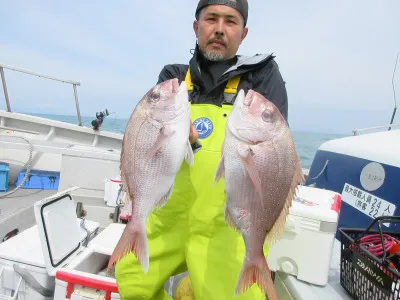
[
  {"xmin": 189, "ymin": 119, "xmax": 202, "ymax": 153},
  {"xmin": 189, "ymin": 120, "xmax": 198, "ymax": 144}
]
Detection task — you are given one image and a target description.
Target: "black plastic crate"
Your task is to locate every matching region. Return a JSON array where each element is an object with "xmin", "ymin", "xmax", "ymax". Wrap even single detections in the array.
[{"xmin": 339, "ymin": 216, "xmax": 400, "ymax": 299}]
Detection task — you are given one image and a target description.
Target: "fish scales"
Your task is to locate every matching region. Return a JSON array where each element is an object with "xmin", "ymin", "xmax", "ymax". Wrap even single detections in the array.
[
  {"xmin": 215, "ymin": 89, "xmax": 304, "ymax": 299},
  {"xmin": 108, "ymin": 78, "xmax": 194, "ymax": 274}
]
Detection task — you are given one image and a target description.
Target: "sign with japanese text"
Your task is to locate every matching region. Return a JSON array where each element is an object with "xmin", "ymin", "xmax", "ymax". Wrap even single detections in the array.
[{"xmin": 341, "ymin": 183, "xmax": 396, "ymax": 226}]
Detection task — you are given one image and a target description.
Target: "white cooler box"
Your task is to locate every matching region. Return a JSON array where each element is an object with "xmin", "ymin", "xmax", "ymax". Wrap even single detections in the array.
[
  {"xmin": 53, "ymin": 224, "xmax": 193, "ymax": 300},
  {"xmin": 53, "ymin": 223, "xmax": 125, "ymax": 300},
  {"xmin": 267, "ymin": 185, "xmax": 342, "ymax": 286},
  {"xmin": 0, "ymin": 188, "xmax": 100, "ymax": 300}
]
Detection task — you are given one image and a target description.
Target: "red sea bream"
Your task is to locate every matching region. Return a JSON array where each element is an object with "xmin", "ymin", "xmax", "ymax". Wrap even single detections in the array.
[
  {"xmin": 215, "ymin": 89, "xmax": 304, "ymax": 299},
  {"xmin": 107, "ymin": 78, "xmax": 194, "ymax": 273}
]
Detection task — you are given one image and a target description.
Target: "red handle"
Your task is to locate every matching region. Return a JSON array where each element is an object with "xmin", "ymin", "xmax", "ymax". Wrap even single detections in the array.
[
  {"xmin": 56, "ymin": 270, "xmax": 118, "ymax": 299},
  {"xmin": 331, "ymin": 194, "xmax": 342, "ymax": 214}
]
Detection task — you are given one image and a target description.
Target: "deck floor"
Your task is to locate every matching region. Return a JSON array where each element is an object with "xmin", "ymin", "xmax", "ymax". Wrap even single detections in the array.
[{"xmin": 0, "ymin": 186, "xmax": 55, "ymax": 241}]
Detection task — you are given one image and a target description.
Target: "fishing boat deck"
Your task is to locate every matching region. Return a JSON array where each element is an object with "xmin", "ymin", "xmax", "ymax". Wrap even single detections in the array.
[{"xmin": 0, "ymin": 186, "xmax": 54, "ymax": 241}]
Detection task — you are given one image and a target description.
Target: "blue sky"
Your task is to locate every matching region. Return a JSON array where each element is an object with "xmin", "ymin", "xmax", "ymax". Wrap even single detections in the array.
[{"xmin": 0, "ymin": 0, "xmax": 399, "ymax": 134}]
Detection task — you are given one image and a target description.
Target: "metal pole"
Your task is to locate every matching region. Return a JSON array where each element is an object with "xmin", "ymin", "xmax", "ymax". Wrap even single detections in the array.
[
  {"xmin": 0, "ymin": 63, "xmax": 80, "ymax": 85},
  {"xmin": 73, "ymin": 84, "xmax": 82, "ymax": 126},
  {"xmin": 389, "ymin": 52, "xmax": 399, "ymax": 131},
  {"xmin": 389, "ymin": 107, "xmax": 397, "ymax": 131},
  {"xmin": 0, "ymin": 67, "xmax": 11, "ymax": 112}
]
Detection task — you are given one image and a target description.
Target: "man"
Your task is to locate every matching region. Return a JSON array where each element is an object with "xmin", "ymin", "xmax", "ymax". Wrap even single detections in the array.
[{"xmin": 115, "ymin": 1, "xmax": 288, "ymax": 299}]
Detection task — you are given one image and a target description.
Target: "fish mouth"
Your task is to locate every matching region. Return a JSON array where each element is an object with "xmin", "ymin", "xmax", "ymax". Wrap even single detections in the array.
[
  {"xmin": 236, "ymin": 126, "xmax": 258, "ymax": 133},
  {"xmin": 234, "ymin": 127, "xmax": 260, "ymax": 144},
  {"xmin": 162, "ymin": 80, "xmax": 188, "ymax": 111},
  {"xmin": 173, "ymin": 80, "xmax": 189, "ymax": 110},
  {"xmin": 177, "ymin": 80, "xmax": 188, "ymax": 99},
  {"xmin": 243, "ymin": 90, "xmax": 254, "ymax": 106},
  {"xmin": 171, "ymin": 78, "xmax": 180, "ymax": 93},
  {"xmin": 228, "ymin": 90, "xmax": 263, "ymax": 144},
  {"xmin": 153, "ymin": 80, "xmax": 189, "ymax": 124},
  {"xmin": 227, "ymin": 117, "xmax": 256, "ymax": 143}
]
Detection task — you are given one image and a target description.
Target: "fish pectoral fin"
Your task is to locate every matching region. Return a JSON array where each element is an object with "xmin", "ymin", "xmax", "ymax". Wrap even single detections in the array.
[
  {"xmin": 156, "ymin": 184, "xmax": 174, "ymax": 209},
  {"xmin": 185, "ymin": 140, "xmax": 194, "ymax": 166},
  {"xmin": 214, "ymin": 154, "xmax": 225, "ymax": 183},
  {"xmin": 144, "ymin": 125, "xmax": 174, "ymax": 168},
  {"xmin": 238, "ymin": 146, "xmax": 264, "ymax": 209}
]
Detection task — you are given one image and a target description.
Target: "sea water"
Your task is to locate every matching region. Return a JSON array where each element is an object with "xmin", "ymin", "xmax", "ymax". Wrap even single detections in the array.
[{"xmin": 31, "ymin": 113, "xmax": 346, "ymax": 170}]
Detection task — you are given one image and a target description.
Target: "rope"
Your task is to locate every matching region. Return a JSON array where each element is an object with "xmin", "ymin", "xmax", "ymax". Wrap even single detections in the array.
[
  {"xmin": 359, "ymin": 233, "xmax": 400, "ymax": 257},
  {"xmin": 310, "ymin": 159, "xmax": 329, "ymax": 180},
  {"xmin": 0, "ymin": 136, "xmax": 34, "ymax": 198}
]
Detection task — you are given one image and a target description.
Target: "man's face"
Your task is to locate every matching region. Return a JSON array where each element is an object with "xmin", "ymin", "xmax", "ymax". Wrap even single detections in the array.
[{"xmin": 193, "ymin": 4, "xmax": 248, "ymax": 61}]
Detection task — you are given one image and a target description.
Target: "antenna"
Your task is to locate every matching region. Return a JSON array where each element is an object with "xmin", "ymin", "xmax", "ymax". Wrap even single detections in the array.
[{"xmin": 389, "ymin": 52, "xmax": 399, "ymax": 131}]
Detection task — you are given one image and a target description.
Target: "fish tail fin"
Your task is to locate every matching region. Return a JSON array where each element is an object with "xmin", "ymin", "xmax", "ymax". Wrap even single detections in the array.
[
  {"xmin": 107, "ymin": 221, "xmax": 149, "ymax": 273},
  {"xmin": 235, "ymin": 257, "xmax": 277, "ymax": 300}
]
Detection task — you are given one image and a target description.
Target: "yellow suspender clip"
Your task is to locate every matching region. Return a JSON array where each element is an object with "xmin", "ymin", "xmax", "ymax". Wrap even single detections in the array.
[
  {"xmin": 184, "ymin": 67, "xmax": 241, "ymax": 94},
  {"xmin": 185, "ymin": 68, "xmax": 194, "ymax": 91}
]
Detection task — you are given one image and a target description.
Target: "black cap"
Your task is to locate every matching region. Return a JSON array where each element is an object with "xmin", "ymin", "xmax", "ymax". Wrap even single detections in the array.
[{"xmin": 195, "ymin": 0, "xmax": 248, "ymax": 26}]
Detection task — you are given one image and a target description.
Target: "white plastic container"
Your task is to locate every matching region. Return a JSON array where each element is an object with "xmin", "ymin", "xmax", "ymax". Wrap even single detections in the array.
[
  {"xmin": 273, "ymin": 239, "xmax": 353, "ymax": 300},
  {"xmin": 0, "ymin": 187, "xmax": 100, "ymax": 300},
  {"xmin": 267, "ymin": 185, "xmax": 342, "ymax": 286},
  {"xmin": 53, "ymin": 223, "xmax": 125, "ymax": 300}
]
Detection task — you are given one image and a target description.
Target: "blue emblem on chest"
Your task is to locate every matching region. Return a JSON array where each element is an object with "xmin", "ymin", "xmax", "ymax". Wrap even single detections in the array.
[{"xmin": 193, "ymin": 117, "xmax": 214, "ymax": 139}]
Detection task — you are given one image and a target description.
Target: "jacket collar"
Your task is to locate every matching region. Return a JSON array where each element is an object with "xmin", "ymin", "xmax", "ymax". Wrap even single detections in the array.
[{"xmin": 188, "ymin": 43, "xmax": 273, "ymax": 88}]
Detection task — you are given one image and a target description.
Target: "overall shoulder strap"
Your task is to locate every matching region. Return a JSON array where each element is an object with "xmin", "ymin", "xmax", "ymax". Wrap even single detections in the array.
[
  {"xmin": 223, "ymin": 74, "xmax": 241, "ymax": 104},
  {"xmin": 185, "ymin": 67, "xmax": 241, "ymax": 104},
  {"xmin": 185, "ymin": 67, "xmax": 194, "ymax": 92}
]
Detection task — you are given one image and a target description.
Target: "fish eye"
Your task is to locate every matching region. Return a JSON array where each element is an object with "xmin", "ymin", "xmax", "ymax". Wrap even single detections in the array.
[
  {"xmin": 262, "ymin": 110, "xmax": 273, "ymax": 122},
  {"xmin": 151, "ymin": 92, "xmax": 160, "ymax": 102}
]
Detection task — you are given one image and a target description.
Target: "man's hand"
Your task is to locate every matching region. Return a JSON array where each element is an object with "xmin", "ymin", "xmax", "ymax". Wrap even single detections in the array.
[
  {"xmin": 189, "ymin": 120, "xmax": 202, "ymax": 153},
  {"xmin": 189, "ymin": 120, "xmax": 198, "ymax": 144}
]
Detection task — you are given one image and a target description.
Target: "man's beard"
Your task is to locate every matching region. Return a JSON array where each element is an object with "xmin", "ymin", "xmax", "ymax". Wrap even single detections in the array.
[{"xmin": 203, "ymin": 51, "xmax": 225, "ymax": 62}]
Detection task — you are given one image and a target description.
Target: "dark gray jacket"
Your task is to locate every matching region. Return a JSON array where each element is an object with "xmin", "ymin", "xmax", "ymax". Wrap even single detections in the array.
[{"xmin": 157, "ymin": 45, "xmax": 288, "ymax": 121}]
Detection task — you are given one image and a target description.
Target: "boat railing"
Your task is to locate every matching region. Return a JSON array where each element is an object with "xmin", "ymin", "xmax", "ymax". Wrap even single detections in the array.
[
  {"xmin": 0, "ymin": 63, "xmax": 83, "ymax": 126},
  {"xmin": 352, "ymin": 124, "xmax": 400, "ymax": 135}
]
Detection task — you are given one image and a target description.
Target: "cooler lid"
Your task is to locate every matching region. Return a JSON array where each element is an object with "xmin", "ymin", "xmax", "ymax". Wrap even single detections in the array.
[
  {"xmin": 34, "ymin": 186, "xmax": 82, "ymax": 276},
  {"xmin": 0, "ymin": 225, "xmax": 45, "ymax": 268},
  {"xmin": 290, "ymin": 185, "xmax": 342, "ymax": 223}
]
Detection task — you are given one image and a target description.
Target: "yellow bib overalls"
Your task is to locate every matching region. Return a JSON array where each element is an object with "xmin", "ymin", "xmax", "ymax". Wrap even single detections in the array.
[{"xmin": 115, "ymin": 69, "xmax": 270, "ymax": 300}]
